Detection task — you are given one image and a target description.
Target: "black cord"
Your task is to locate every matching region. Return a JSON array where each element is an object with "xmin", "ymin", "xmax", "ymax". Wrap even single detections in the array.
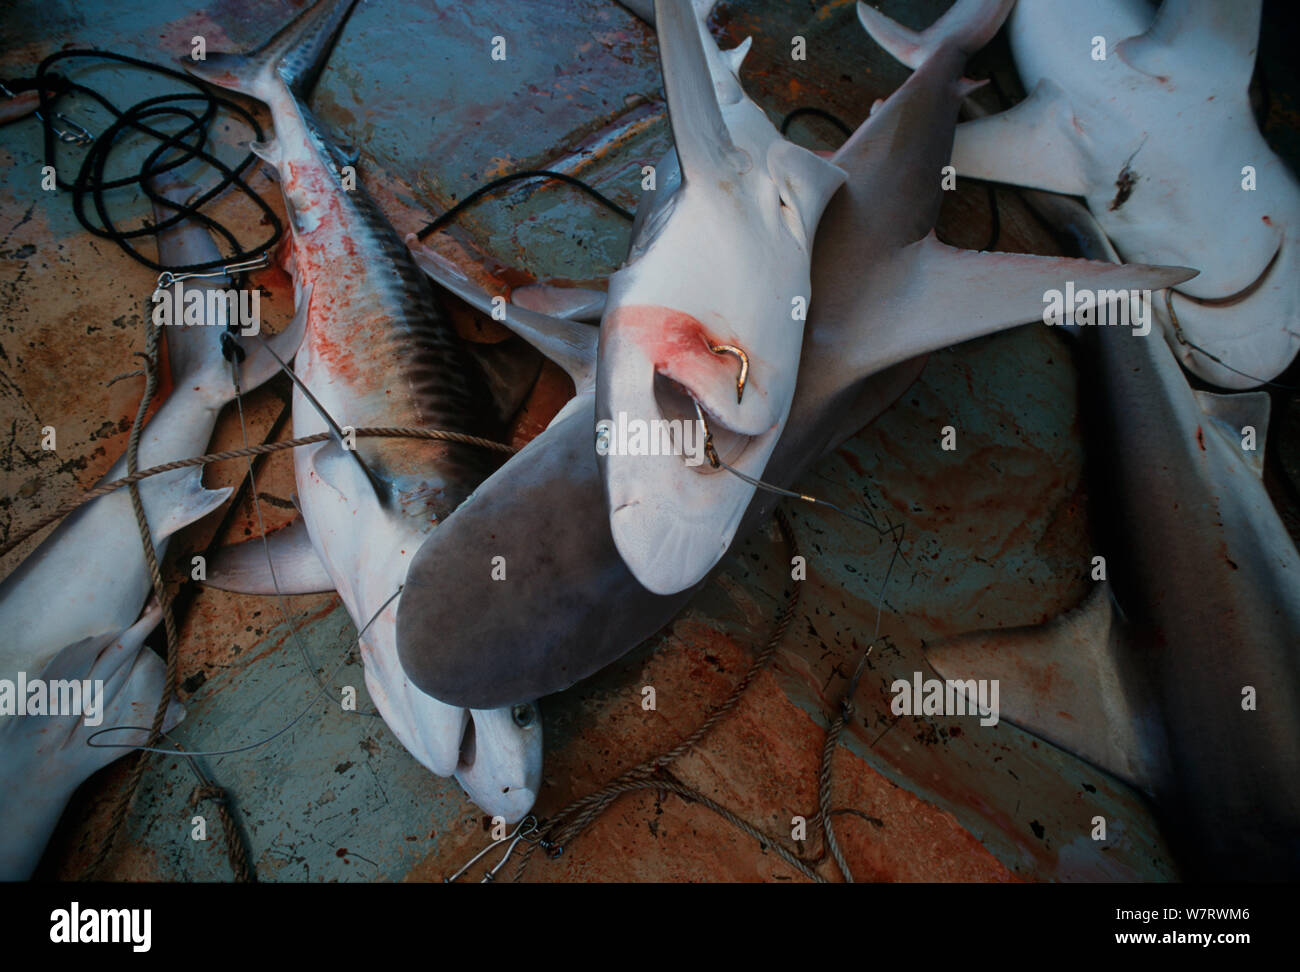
[
  {"xmin": 779, "ymin": 105, "xmax": 852, "ymax": 140},
  {"xmin": 415, "ymin": 168, "xmax": 634, "ymax": 240},
  {"xmin": 27, "ymin": 48, "xmax": 283, "ymax": 275}
]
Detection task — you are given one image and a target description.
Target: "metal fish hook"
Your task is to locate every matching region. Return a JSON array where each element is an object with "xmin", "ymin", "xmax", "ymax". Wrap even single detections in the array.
[
  {"xmin": 445, "ymin": 815, "xmax": 545, "ymax": 883},
  {"xmin": 693, "ymin": 398, "xmax": 720, "ymax": 469},
  {"xmin": 708, "ymin": 344, "xmax": 749, "ymax": 403}
]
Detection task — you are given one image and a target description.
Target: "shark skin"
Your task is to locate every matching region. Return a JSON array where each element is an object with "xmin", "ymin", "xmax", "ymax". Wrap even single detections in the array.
[
  {"xmin": 595, "ymin": 0, "xmax": 848, "ymax": 596},
  {"xmin": 395, "ymin": 0, "xmax": 1194, "ymax": 712},
  {"xmin": 937, "ymin": 0, "xmax": 1300, "ymax": 388},
  {"xmin": 928, "ymin": 198, "xmax": 1300, "ymax": 880},
  {"xmin": 0, "ymin": 172, "xmax": 305, "ymax": 878},
  {"xmin": 182, "ymin": 0, "xmax": 541, "ymax": 823}
]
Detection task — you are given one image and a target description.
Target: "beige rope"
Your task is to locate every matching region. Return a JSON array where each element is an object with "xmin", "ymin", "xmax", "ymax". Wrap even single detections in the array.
[{"xmin": 1, "ymin": 427, "xmax": 517, "ymax": 560}]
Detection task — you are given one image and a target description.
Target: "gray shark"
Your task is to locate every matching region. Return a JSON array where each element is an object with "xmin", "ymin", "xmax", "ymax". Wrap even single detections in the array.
[
  {"xmin": 927, "ymin": 194, "xmax": 1300, "ymax": 880},
  {"xmin": 397, "ymin": 0, "xmax": 1194, "ymax": 711}
]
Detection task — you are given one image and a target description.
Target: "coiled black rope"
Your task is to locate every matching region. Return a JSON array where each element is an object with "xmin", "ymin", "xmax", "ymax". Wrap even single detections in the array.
[{"xmin": 22, "ymin": 48, "xmax": 282, "ymax": 274}]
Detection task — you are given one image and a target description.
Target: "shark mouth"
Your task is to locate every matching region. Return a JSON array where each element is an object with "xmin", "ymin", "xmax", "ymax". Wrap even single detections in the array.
[
  {"xmin": 598, "ymin": 304, "xmax": 790, "ymax": 595},
  {"xmin": 451, "ymin": 705, "xmax": 541, "ymax": 825}
]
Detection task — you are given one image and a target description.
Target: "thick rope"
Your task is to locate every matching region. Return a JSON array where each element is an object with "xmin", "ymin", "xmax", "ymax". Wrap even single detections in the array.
[
  {"xmin": 1, "ymin": 428, "xmax": 517, "ymax": 560},
  {"xmin": 510, "ymin": 509, "xmax": 826, "ymax": 882},
  {"xmin": 188, "ymin": 785, "xmax": 254, "ymax": 883},
  {"xmin": 817, "ymin": 644, "xmax": 874, "ymax": 884}
]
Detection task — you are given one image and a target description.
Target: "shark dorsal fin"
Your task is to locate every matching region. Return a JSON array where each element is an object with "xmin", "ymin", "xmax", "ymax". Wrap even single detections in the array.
[
  {"xmin": 950, "ymin": 78, "xmax": 1090, "ymax": 196},
  {"xmin": 927, "ymin": 583, "xmax": 1159, "ymax": 794},
  {"xmin": 408, "ymin": 239, "xmax": 598, "ymax": 395},
  {"xmin": 1194, "ymin": 389, "xmax": 1271, "ymax": 477}
]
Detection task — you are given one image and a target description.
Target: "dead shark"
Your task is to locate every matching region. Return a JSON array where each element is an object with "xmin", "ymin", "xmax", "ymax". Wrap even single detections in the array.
[
  {"xmin": 183, "ymin": 0, "xmax": 541, "ymax": 823},
  {"xmin": 0, "ymin": 172, "xmax": 305, "ymax": 879},
  {"xmin": 596, "ymin": 0, "xmax": 848, "ymax": 596},
  {"xmin": 397, "ymin": 0, "xmax": 1194, "ymax": 711},
  {"xmin": 929, "ymin": 0, "xmax": 1300, "ymax": 388},
  {"xmin": 927, "ymin": 194, "xmax": 1300, "ymax": 880}
]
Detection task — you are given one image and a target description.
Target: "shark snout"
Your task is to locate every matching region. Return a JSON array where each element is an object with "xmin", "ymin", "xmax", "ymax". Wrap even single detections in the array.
[{"xmin": 453, "ymin": 705, "xmax": 543, "ymax": 824}]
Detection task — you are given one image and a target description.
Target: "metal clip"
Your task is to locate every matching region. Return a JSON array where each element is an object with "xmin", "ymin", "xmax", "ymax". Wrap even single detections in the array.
[
  {"xmin": 693, "ymin": 398, "xmax": 720, "ymax": 469},
  {"xmin": 2, "ymin": 81, "xmax": 94, "ymax": 145},
  {"xmin": 445, "ymin": 815, "xmax": 545, "ymax": 883},
  {"xmin": 154, "ymin": 253, "xmax": 271, "ymax": 294}
]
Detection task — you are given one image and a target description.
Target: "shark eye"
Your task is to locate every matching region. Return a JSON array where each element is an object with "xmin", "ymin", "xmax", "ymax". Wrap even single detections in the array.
[{"xmin": 511, "ymin": 703, "xmax": 536, "ymax": 729}]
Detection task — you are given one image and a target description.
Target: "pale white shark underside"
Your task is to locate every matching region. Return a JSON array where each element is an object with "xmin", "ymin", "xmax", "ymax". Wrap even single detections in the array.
[
  {"xmin": 0, "ymin": 174, "xmax": 307, "ymax": 878},
  {"xmin": 183, "ymin": 0, "xmax": 540, "ymax": 823},
  {"xmin": 927, "ymin": 0, "xmax": 1300, "ymax": 388}
]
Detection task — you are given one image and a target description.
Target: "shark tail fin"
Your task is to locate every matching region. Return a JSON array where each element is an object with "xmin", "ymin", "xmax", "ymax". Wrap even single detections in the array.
[
  {"xmin": 927, "ymin": 583, "xmax": 1160, "ymax": 795},
  {"xmin": 857, "ymin": 0, "xmax": 1014, "ymax": 68},
  {"xmin": 180, "ymin": 0, "xmax": 358, "ymax": 104}
]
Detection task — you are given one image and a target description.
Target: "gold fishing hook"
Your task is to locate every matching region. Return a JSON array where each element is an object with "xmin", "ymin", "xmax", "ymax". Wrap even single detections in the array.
[{"xmin": 708, "ymin": 344, "xmax": 749, "ymax": 403}]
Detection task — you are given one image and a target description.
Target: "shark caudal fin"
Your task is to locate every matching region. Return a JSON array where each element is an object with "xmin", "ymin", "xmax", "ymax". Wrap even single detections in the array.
[
  {"xmin": 927, "ymin": 583, "xmax": 1161, "ymax": 794},
  {"xmin": 408, "ymin": 239, "xmax": 599, "ymax": 396},
  {"xmin": 857, "ymin": 0, "xmax": 1014, "ymax": 68},
  {"xmin": 180, "ymin": 0, "xmax": 358, "ymax": 104}
]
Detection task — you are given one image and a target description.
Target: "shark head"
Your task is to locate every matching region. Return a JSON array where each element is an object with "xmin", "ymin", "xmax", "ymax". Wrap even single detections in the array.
[
  {"xmin": 454, "ymin": 703, "xmax": 543, "ymax": 824},
  {"xmin": 595, "ymin": 0, "xmax": 845, "ymax": 596},
  {"xmin": 359, "ymin": 583, "xmax": 543, "ymax": 824}
]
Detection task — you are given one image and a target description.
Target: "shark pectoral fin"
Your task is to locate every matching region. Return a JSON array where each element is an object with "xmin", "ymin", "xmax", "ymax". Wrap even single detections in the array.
[
  {"xmin": 239, "ymin": 281, "xmax": 312, "ymax": 390},
  {"xmin": 950, "ymin": 79, "xmax": 1090, "ymax": 196},
  {"xmin": 927, "ymin": 583, "xmax": 1158, "ymax": 795},
  {"xmin": 309, "ymin": 438, "xmax": 380, "ymax": 505},
  {"xmin": 655, "ymin": 0, "xmax": 744, "ymax": 179},
  {"xmin": 151, "ymin": 471, "xmax": 233, "ymax": 542},
  {"xmin": 248, "ymin": 137, "xmax": 282, "ymax": 167},
  {"xmin": 1116, "ymin": 0, "xmax": 1262, "ymax": 91},
  {"xmin": 852, "ymin": 233, "xmax": 1197, "ymax": 375},
  {"xmin": 1194, "ymin": 389, "xmax": 1271, "ymax": 477},
  {"xmin": 407, "ymin": 239, "xmax": 599, "ymax": 395},
  {"xmin": 205, "ymin": 518, "xmax": 335, "ymax": 595},
  {"xmin": 767, "ymin": 140, "xmax": 847, "ymax": 250},
  {"xmin": 511, "ymin": 284, "xmax": 607, "ymax": 323}
]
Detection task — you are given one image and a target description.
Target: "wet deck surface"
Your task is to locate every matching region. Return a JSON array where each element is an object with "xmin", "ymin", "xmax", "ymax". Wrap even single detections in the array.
[{"xmin": 2, "ymin": 0, "xmax": 1297, "ymax": 882}]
